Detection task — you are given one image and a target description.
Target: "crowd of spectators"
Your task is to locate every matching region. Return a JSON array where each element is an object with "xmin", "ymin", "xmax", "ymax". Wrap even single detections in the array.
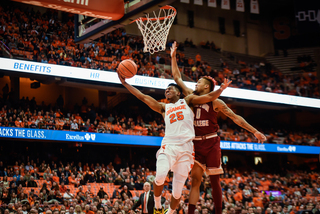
[
  {"xmin": 221, "ymin": 54, "xmax": 319, "ymax": 98},
  {"xmin": 0, "ymin": 3, "xmax": 164, "ymax": 77},
  {"xmin": 1, "ymin": 2, "xmax": 320, "ymax": 214},
  {"xmin": 0, "ymin": 2, "xmax": 319, "ymax": 99},
  {"xmin": 293, "ymin": 55, "xmax": 317, "ymax": 72},
  {"xmin": 0, "ymin": 92, "xmax": 319, "ymax": 147},
  {"xmin": 0, "ymin": 158, "xmax": 320, "ymax": 214}
]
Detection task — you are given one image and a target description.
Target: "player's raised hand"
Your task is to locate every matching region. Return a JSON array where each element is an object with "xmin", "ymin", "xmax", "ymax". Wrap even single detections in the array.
[
  {"xmin": 254, "ymin": 131, "xmax": 267, "ymax": 143},
  {"xmin": 220, "ymin": 78, "xmax": 232, "ymax": 91},
  {"xmin": 117, "ymin": 70, "xmax": 126, "ymax": 84},
  {"xmin": 170, "ymin": 41, "xmax": 177, "ymax": 58}
]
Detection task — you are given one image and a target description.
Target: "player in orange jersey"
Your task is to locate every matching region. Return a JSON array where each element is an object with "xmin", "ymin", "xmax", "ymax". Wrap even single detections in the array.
[{"xmin": 118, "ymin": 71, "xmax": 231, "ymax": 214}]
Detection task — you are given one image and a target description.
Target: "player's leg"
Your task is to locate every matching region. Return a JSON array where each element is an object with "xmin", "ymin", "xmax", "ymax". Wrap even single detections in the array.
[
  {"xmin": 168, "ymin": 166, "xmax": 189, "ymax": 214},
  {"xmin": 154, "ymin": 153, "xmax": 170, "ymax": 210},
  {"xmin": 206, "ymin": 139, "xmax": 223, "ymax": 214},
  {"xmin": 188, "ymin": 163, "xmax": 204, "ymax": 214},
  {"xmin": 169, "ymin": 142, "xmax": 194, "ymax": 214},
  {"xmin": 208, "ymin": 174, "xmax": 222, "ymax": 214}
]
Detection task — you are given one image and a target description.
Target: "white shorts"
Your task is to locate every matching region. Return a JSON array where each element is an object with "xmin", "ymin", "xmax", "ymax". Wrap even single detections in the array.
[{"xmin": 156, "ymin": 141, "xmax": 195, "ymax": 176}]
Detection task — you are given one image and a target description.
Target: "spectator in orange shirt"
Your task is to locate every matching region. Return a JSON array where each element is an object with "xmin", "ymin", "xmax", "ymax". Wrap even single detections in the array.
[
  {"xmin": 15, "ymin": 117, "xmax": 22, "ymax": 127},
  {"xmin": 134, "ymin": 124, "xmax": 143, "ymax": 135},
  {"xmin": 68, "ymin": 174, "xmax": 77, "ymax": 187},
  {"xmin": 51, "ymin": 201, "xmax": 61, "ymax": 211},
  {"xmin": 188, "ymin": 57, "xmax": 194, "ymax": 66},
  {"xmin": 195, "ymin": 53, "xmax": 201, "ymax": 66},
  {"xmin": 59, "ymin": 182, "xmax": 67, "ymax": 194},
  {"xmin": 52, "ymin": 172, "xmax": 60, "ymax": 184},
  {"xmin": 74, "ymin": 174, "xmax": 81, "ymax": 187},
  {"xmin": 113, "ymin": 122, "xmax": 122, "ymax": 134},
  {"xmin": 13, "ymin": 161, "xmax": 19, "ymax": 172},
  {"xmin": 96, "ymin": 39, "xmax": 104, "ymax": 49},
  {"xmin": 99, "ymin": 48, "xmax": 106, "ymax": 57},
  {"xmin": 48, "ymin": 58, "xmax": 57, "ymax": 64},
  {"xmin": 252, "ymin": 193, "xmax": 263, "ymax": 208},
  {"xmin": 233, "ymin": 189, "xmax": 243, "ymax": 202},
  {"xmin": 256, "ymin": 82, "xmax": 263, "ymax": 91},
  {"xmin": 44, "ymin": 176, "xmax": 51, "ymax": 188},
  {"xmin": 83, "ymin": 205, "xmax": 94, "ymax": 214},
  {"xmin": 159, "ymin": 129, "xmax": 165, "ymax": 137}
]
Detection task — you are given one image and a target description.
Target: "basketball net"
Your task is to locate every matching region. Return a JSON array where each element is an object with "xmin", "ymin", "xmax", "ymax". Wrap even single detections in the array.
[{"xmin": 132, "ymin": 6, "xmax": 176, "ymax": 54}]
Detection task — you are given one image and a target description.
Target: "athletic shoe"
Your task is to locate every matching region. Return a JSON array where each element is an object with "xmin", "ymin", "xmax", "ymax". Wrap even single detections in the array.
[
  {"xmin": 153, "ymin": 208, "xmax": 163, "ymax": 214},
  {"xmin": 163, "ymin": 209, "xmax": 168, "ymax": 214}
]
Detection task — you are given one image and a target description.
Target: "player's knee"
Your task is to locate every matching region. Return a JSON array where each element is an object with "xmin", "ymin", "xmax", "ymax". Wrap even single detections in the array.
[
  {"xmin": 155, "ymin": 155, "xmax": 169, "ymax": 185},
  {"xmin": 191, "ymin": 174, "xmax": 202, "ymax": 187},
  {"xmin": 190, "ymin": 164, "xmax": 204, "ymax": 188},
  {"xmin": 172, "ymin": 189, "xmax": 182, "ymax": 200},
  {"xmin": 154, "ymin": 172, "xmax": 166, "ymax": 186},
  {"xmin": 172, "ymin": 182, "xmax": 184, "ymax": 199}
]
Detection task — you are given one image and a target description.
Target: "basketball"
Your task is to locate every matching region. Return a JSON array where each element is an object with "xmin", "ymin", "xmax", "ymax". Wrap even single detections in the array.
[{"xmin": 117, "ymin": 59, "xmax": 138, "ymax": 79}]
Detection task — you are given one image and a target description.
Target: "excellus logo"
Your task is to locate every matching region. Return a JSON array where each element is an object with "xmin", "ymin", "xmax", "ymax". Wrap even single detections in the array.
[
  {"xmin": 277, "ymin": 146, "xmax": 296, "ymax": 152},
  {"xmin": 66, "ymin": 133, "xmax": 96, "ymax": 141},
  {"xmin": 84, "ymin": 133, "xmax": 96, "ymax": 140}
]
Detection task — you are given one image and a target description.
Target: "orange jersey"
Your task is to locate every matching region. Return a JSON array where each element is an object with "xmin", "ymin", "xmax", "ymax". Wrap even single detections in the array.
[
  {"xmin": 253, "ymin": 197, "xmax": 264, "ymax": 208},
  {"xmin": 52, "ymin": 176, "xmax": 59, "ymax": 184},
  {"xmin": 233, "ymin": 192, "xmax": 243, "ymax": 202}
]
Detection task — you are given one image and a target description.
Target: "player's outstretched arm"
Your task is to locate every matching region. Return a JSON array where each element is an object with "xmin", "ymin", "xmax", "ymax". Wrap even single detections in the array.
[
  {"xmin": 171, "ymin": 41, "xmax": 193, "ymax": 96},
  {"xmin": 187, "ymin": 78, "xmax": 231, "ymax": 105},
  {"xmin": 118, "ymin": 73, "xmax": 164, "ymax": 114},
  {"xmin": 216, "ymin": 99, "xmax": 267, "ymax": 143}
]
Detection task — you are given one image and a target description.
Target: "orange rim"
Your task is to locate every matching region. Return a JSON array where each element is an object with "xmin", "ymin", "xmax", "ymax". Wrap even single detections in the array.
[{"xmin": 130, "ymin": 5, "xmax": 176, "ymax": 24}]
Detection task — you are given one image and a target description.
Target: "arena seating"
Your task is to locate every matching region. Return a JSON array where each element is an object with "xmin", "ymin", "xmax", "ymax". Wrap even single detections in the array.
[
  {"xmin": 0, "ymin": 159, "xmax": 320, "ymax": 214},
  {"xmin": 0, "ymin": 99, "xmax": 319, "ymax": 146},
  {"xmin": 0, "ymin": 3, "xmax": 319, "ymax": 98},
  {"xmin": 266, "ymin": 48, "xmax": 317, "ymax": 74},
  {"xmin": 1, "ymin": 2, "xmax": 320, "ymax": 214}
]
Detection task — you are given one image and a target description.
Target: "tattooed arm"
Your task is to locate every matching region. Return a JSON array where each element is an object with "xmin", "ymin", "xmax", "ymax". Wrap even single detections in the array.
[{"xmin": 215, "ymin": 99, "xmax": 266, "ymax": 143}]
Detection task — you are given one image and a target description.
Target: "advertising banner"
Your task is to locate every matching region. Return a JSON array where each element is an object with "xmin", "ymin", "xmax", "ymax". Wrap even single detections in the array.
[
  {"xmin": 1, "ymin": 58, "xmax": 320, "ymax": 108},
  {"xmin": 0, "ymin": 127, "xmax": 319, "ymax": 154}
]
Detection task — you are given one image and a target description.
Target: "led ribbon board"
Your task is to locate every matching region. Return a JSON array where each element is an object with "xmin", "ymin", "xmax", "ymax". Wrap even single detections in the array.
[
  {"xmin": 1, "ymin": 58, "xmax": 320, "ymax": 108},
  {"xmin": 0, "ymin": 127, "xmax": 319, "ymax": 154}
]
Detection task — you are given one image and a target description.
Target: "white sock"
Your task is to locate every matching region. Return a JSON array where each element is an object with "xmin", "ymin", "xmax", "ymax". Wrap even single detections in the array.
[
  {"xmin": 154, "ymin": 196, "xmax": 162, "ymax": 209},
  {"xmin": 168, "ymin": 207, "xmax": 174, "ymax": 214}
]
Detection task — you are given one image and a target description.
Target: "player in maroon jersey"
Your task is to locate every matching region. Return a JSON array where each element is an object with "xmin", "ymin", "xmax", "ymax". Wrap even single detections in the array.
[{"xmin": 170, "ymin": 41, "xmax": 266, "ymax": 214}]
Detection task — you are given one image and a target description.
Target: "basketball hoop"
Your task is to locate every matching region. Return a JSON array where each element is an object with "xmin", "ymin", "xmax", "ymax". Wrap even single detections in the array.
[{"xmin": 131, "ymin": 5, "xmax": 177, "ymax": 54}]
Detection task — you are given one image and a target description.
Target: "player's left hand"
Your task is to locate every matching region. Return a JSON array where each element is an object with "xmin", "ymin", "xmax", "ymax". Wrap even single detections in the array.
[
  {"xmin": 117, "ymin": 70, "xmax": 126, "ymax": 84},
  {"xmin": 170, "ymin": 41, "xmax": 177, "ymax": 58},
  {"xmin": 254, "ymin": 131, "xmax": 267, "ymax": 143},
  {"xmin": 220, "ymin": 78, "xmax": 232, "ymax": 91}
]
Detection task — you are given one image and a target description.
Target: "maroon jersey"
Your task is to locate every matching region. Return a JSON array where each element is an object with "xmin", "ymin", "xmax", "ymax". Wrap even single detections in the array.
[{"xmin": 193, "ymin": 102, "xmax": 219, "ymax": 136}]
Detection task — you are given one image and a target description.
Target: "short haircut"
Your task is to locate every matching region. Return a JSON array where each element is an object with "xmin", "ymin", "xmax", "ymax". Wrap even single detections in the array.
[
  {"xmin": 201, "ymin": 76, "xmax": 216, "ymax": 91},
  {"xmin": 144, "ymin": 182, "xmax": 151, "ymax": 187},
  {"xmin": 167, "ymin": 83, "xmax": 182, "ymax": 93}
]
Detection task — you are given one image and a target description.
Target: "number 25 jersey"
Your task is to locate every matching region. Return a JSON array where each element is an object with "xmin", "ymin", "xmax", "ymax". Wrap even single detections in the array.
[{"xmin": 162, "ymin": 99, "xmax": 195, "ymax": 145}]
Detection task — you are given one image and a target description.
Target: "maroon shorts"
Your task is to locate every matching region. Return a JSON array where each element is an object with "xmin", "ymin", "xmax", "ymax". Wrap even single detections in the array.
[{"xmin": 194, "ymin": 136, "xmax": 221, "ymax": 169}]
